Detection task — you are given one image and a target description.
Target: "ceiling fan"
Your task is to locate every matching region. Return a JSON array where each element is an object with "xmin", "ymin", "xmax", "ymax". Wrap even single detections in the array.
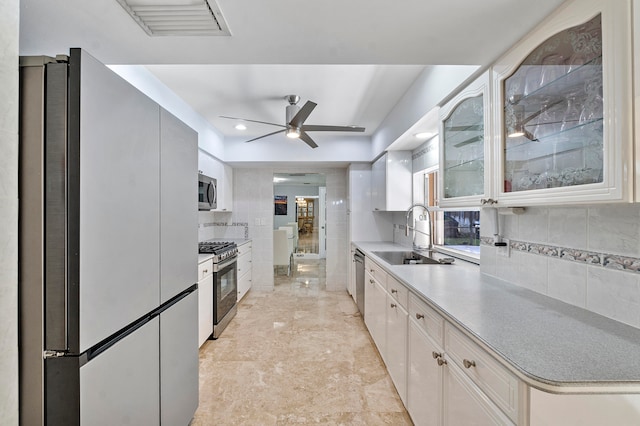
[{"xmin": 220, "ymin": 94, "xmax": 365, "ymax": 148}]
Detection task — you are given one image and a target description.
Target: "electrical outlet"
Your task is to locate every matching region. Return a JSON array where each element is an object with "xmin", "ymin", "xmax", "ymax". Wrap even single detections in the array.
[{"xmin": 496, "ymin": 239, "xmax": 510, "ymax": 257}]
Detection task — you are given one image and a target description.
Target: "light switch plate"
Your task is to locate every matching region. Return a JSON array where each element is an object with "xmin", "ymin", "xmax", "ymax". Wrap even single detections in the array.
[{"xmin": 497, "ymin": 239, "xmax": 510, "ymax": 257}]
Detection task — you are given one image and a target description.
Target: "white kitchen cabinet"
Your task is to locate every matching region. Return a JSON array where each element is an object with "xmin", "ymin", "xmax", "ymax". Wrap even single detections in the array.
[
  {"xmin": 444, "ymin": 322, "xmax": 520, "ymax": 423},
  {"xmin": 371, "ymin": 151, "xmax": 412, "ymax": 211},
  {"xmin": 492, "ymin": 0, "xmax": 633, "ymax": 206},
  {"xmin": 364, "ymin": 267, "xmax": 387, "ymax": 358},
  {"xmin": 405, "ymin": 288, "xmax": 520, "ymax": 426},
  {"xmin": 386, "ymin": 276, "xmax": 408, "ymax": 405},
  {"xmin": 439, "ymin": 71, "xmax": 494, "ymax": 208},
  {"xmin": 407, "ymin": 319, "xmax": 443, "ymax": 426},
  {"xmin": 443, "ymin": 360, "xmax": 514, "ymax": 426},
  {"xmin": 237, "ymin": 240, "xmax": 252, "ymax": 302},
  {"xmin": 197, "ymin": 258, "xmax": 213, "ymax": 347},
  {"xmin": 217, "ymin": 163, "xmax": 233, "ymax": 211}
]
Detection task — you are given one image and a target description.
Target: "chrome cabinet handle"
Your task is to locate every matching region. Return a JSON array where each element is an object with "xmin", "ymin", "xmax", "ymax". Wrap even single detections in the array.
[
  {"xmin": 437, "ymin": 358, "xmax": 447, "ymax": 366},
  {"xmin": 416, "ymin": 313, "xmax": 424, "ymax": 319},
  {"xmin": 432, "ymin": 351, "xmax": 442, "ymax": 359},
  {"xmin": 463, "ymin": 359, "xmax": 476, "ymax": 369},
  {"xmin": 391, "ymin": 289, "xmax": 398, "ymax": 294}
]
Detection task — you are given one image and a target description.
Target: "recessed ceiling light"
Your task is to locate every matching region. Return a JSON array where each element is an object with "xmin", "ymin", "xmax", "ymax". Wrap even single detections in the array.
[
  {"xmin": 235, "ymin": 124, "xmax": 247, "ymax": 130},
  {"xmin": 414, "ymin": 131, "xmax": 435, "ymax": 139}
]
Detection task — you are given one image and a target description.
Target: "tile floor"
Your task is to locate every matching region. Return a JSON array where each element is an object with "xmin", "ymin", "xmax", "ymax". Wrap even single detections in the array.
[{"xmin": 191, "ymin": 259, "xmax": 413, "ymax": 425}]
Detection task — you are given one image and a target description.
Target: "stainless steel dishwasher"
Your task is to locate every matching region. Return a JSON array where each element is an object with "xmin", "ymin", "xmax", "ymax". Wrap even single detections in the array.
[{"xmin": 354, "ymin": 249, "xmax": 365, "ymax": 316}]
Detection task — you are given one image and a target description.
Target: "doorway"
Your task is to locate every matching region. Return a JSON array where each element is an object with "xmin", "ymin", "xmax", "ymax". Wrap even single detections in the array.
[{"xmin": 273, "ymin": 173, "xmax": 326, "ymax": 280}]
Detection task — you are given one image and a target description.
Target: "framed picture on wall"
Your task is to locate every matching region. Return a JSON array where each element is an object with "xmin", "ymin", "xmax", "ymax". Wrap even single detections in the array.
[{"xmin": 274, "ymin": 195, "xmax": 287, "ymax": 215}]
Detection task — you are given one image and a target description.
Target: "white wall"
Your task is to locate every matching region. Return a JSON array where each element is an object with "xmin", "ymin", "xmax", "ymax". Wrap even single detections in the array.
[
  {"xmin": 0, "ymin": 0, "xmax": 19, "ymax": 423},
  {"xmin": 371, "ymin": 65, "xmax": 478, "ymax": 157},
  {"xmin": 481, "ymin": 205, "xmax": 640, "ymax": 329},
  {"xmin": 273, "ymin": 185, "xmax": 319, "ymax": 229},
  {"xmin": 230, "ymin": 167, "xmax": 348, "ymax": 292},
  {"xmin": 224, "ymin": 134, "xmax": 372, "ymax": 163}
]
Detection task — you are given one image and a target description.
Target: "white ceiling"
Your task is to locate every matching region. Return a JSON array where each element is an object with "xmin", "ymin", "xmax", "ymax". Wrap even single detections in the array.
[{"xmin": 19, "ymin": 0, "xmax": 568, "ymax": 146}]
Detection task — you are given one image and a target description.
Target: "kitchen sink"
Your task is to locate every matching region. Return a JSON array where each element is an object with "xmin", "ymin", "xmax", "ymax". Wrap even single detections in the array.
[{"xmin": 372, "ymin": 251, "xmax": 454, "ymax": 265}]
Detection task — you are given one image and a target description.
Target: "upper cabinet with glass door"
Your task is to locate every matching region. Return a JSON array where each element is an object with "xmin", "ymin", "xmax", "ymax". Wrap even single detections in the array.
[
  {"xmin": 492, "ymin": 0, "xmax": 633, "ymax": 206},
  {"xmin": 439, "ymin": 71, "xmax": 493, "ymax": 208}
]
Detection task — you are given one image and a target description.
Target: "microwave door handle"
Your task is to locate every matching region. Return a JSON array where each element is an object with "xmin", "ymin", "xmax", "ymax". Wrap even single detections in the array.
[{"xmin": 208, "ymin": 182, "xmax": 215, "ymax": 205}]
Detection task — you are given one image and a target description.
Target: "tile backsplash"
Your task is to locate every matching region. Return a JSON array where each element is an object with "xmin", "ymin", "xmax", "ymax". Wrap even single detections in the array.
[
  {"xmin": 481, "ymin": 204, "xmax": 640, "ymax": 329},
  {"xmin": 198, "ymin": 211, "xmax": 248, "ymax": 241}
]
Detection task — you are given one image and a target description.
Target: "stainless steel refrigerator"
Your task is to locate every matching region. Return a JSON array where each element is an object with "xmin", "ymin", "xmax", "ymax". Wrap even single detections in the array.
[{"xmin": 19, "ymin": 49, "xmax": 199, "ymax": 425}]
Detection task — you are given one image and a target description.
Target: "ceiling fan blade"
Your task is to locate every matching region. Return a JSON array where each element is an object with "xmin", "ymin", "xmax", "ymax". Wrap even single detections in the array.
[
  {"xmin": 219, "ymin": 115, "xmax": 286, "ymax": 128},
  {"xmin": 299, "ymin": 131, "xmax": 318, "ymax": 149},
  {"xmin": 244, "ymin": 129, "xmax": 286, "ymax": 143},
  {"xmin": 301, "ymin": 125, "xmax": 365, "ymax": 133},
  {"xmin": 289, "ymin": 101, "xmax": 317, "ymax": 128}
]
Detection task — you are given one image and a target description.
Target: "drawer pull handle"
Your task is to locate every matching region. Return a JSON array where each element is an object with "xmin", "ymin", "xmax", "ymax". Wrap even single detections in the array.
[
  {"xmin": 437, "ymin": 358, "xmax": 447, "ymax": 366},
  {"xmin": 416, "ymin": 313, "xmax": 425, "ymax": 320},
  {"xmin": 391, "ymin": 289, "xmax": 398, "ymax": 294},
  {"xmin": 390, "ymin": 303, "xmax": 397, "ymax": 308},
  {"xmin": 463, "ymin": 359, "xmax": 476, "ymax": 369},
  {"xmin": 432, "ymin": 351, "xmax": 442, "ymax": 359},
  {"xmin": 203, "ymin": 269, "xmax": 208, "ymax": 273}
]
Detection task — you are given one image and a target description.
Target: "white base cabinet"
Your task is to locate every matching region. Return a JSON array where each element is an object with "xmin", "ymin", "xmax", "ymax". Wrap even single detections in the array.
[
  {"xmin": 237, "ymin": 240, "xmax": 252, "ymax": 302},
  {"xmin": 363, "ymin": 259, "xmax": 409, "ymax": 405},
  {"xmin": 385, "ymin": 277, "xmax": 408, "ymax": 404},
  {"xmin": 364, "ymin": 255, "xmax": 519, "ymax": 425},
  {"xmin": 359, "ymin": 250, "xmax": 640, "ymax": 425},
  {"xmin": 407, "ymin": 319, "xmax": 443, "ymax": 425},
  {"xmin": 197, "ymin": 258, "xmax": 213, "ymax": 347},
  {"xmin": 364, "ymin": 266, "xmax": 387, "ymax": 358},
  {"xmin": 443, "ymin": 361, "xmax": 513, "ymax": 426}
]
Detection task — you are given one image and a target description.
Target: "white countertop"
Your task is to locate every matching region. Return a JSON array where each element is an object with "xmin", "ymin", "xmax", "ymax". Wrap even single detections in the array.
[{"xmin": 354, "ymin": 241, "xmax": 640, "ymax": 394}]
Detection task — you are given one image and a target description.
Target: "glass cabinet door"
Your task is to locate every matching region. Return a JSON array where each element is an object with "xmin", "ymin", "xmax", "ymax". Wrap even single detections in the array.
[
  {"xmin": 503, "ymin": 15, "xmax": 603, "ymax": 193},
  {"xmin": 493, "ymin": 0, "xmax": 633, "ymax": 206},
  {"xmin": 439, "ymin": 71, "xmax": 492, "ymax": 207}
]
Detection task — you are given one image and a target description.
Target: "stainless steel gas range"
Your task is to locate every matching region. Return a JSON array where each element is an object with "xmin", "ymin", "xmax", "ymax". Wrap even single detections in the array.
[{"xmin": 198, "ymin": 241, "xmax": 238, "ymax": 338}]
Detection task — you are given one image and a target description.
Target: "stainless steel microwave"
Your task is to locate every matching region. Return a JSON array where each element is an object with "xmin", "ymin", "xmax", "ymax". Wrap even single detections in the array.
[{"xmin": 198, "ymin": 173, "xmax": 217, "ymax": 210}]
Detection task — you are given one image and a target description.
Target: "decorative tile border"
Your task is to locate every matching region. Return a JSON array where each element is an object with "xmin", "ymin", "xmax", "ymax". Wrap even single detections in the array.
[
  {"xmin": 200, "ymin": 221, "xmax": 249, "ymax": 239},
  {"xmin": 481, "ymin": 238, "xmax": 640, "ymax": 274}
]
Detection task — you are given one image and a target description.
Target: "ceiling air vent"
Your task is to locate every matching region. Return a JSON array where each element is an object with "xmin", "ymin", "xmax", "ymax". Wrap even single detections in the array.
[{"xmin": 116, "ymin": 0, "xmax": 230, "ymax": 36}]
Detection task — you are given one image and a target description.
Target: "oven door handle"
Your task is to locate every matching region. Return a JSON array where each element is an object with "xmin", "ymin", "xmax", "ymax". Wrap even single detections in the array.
[{"xmin": 214, "ymin": 256, "xmax": 237, "ymax": 272}]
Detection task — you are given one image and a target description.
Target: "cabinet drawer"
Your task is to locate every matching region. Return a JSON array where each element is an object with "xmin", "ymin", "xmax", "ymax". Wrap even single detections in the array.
[
  {"xmin": 387, "ymin": 275, "xmax": 408, "ymax": 310},
  {"xmin": 408, "ymin": 292, "xmax": 444, "ymax": 345},
  {"xmin": 237, "ymin": 241, "xmax": 252, "ymax": 257},
  {"xmin": 198, "ymin": 259, "xmax": 213, "ymax": 281},
  {"xmin": 237, "ymin": 253, "xmax": 251, "ymax": 277},
  {"xmin": 444, "ymin": 322, "xmax": 519, "ymax": 423},
  {"xmin": 365, "ymin": 257, "xmax": 387, "ymax": 288}
]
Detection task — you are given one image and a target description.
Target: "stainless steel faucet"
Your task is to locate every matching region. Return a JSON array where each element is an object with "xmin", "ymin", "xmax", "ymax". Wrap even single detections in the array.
[{"xmin": 405, "ymin": 203, "xmax": 432, "ymax": 251}]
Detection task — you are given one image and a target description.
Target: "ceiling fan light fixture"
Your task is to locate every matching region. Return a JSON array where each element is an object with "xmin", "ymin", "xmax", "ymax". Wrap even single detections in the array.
[{"xmin": 286, "ymin": 128, "xmax": 301, "ymax": 139}]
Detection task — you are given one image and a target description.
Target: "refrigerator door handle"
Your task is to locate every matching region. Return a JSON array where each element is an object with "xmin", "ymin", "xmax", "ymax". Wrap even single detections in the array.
[{"xmin": 44, "ymin": 60, "xmax": 71, "ymax": 352}]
